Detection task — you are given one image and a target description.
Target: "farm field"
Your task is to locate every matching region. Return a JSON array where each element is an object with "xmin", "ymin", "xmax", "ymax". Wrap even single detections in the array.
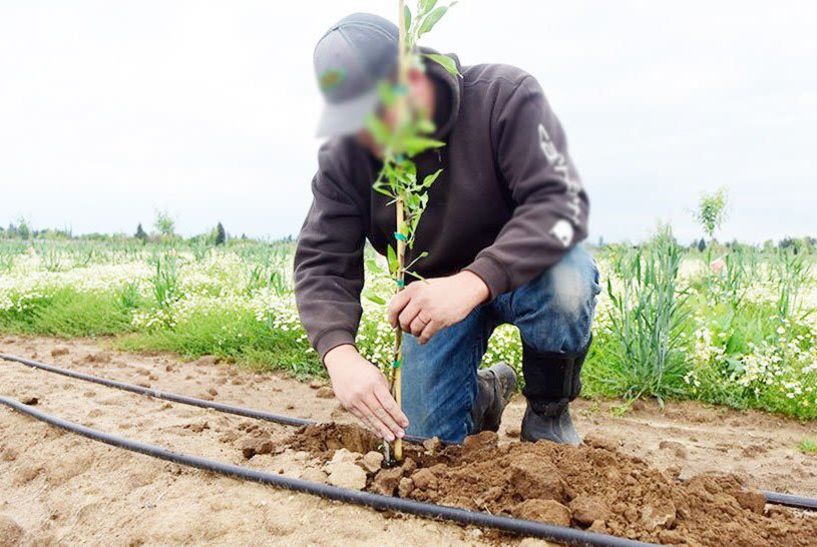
[
  {"xmin": 2, "ymin": 335, "xmax": 817, "ymax": 545},
  {"xmin": 1, "ymin": 234, "xmax": 817, "ymax": 545}
]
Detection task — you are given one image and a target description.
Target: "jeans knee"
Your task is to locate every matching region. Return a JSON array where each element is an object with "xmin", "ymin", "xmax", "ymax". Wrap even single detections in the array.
[
  {"xmin": 513, "ymin": 246, "xmax": 600, "ymax": 354},
  {"xmin": 549, "ymin": 259, "xmax": 595, "ymax": 319},
  {"xmin": 539, "ymin": 246, "xmax": 600, "ymax": 319}
]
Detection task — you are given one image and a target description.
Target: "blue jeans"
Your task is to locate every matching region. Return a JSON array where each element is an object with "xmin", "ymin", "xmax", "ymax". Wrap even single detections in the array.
[{"xmin": 401, "ymin": 245, "xmax": 601, "ymax": 442}]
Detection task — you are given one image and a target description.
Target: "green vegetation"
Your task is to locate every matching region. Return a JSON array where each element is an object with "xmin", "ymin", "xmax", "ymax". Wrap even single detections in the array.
[
  {"xmin": 692, "ymin": 186, "xmax": 729, "ymax": 241},
  {"xmin": 799, "ymin": 438, "xmax": 817, "ymax": 455},
  {"xmin": 1, "ymin": 225, "xmax": 815, "ymax": 420}
]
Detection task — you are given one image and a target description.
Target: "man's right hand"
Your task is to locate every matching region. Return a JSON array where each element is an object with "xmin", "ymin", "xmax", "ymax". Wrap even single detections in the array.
[{"xmin": 324, "ymin": 344, "xmax": 409, "ymax": 441}]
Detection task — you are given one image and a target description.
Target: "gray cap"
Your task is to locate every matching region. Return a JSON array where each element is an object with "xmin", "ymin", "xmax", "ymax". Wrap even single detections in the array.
[{"xmin": 313, "ymin": 13, "xmax": 398, "ymax": 137}]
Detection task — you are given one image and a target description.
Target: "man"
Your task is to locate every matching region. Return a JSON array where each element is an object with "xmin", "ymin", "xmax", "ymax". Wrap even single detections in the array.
[{"xmin": 295, "ymin": 13, "xmax": 600, "ymax": 445}]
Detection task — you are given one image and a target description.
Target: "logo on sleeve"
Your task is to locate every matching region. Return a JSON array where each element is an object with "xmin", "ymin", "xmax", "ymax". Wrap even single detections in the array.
[{"xmin": 549, "ymin": 219, "xmax": 574, "ymax": 248}]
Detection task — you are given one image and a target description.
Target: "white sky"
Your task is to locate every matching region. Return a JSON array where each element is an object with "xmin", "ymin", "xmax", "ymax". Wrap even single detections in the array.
[{"xmin": 1, "ymin": 1, "xmax": 815, "ymax": 243}]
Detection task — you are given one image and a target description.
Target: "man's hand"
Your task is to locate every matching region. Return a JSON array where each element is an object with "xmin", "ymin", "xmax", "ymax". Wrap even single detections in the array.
[
  {"xmin": 324, "ymin": 344, "xmax": 409, "ymax": 441},
  {"xmin": 387, "ymin": 271, "xmax": 489, "ymax": 344}
]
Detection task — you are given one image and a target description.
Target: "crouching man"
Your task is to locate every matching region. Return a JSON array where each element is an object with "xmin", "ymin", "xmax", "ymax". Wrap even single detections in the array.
[{"xmin": 294, "ymin": 13, "xmax": 600, "ymax": 445}]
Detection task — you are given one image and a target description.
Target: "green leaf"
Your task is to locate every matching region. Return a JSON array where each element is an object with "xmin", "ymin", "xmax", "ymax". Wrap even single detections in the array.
[
  {"xmin": 419, "ymin": 6, "xmax": 447, "ymax": 34},
  {"xmin": 366, "ymin": 115, "xmax": 391, "ymax": 146},
  {"xmin": 403, "ymin": 136, "xmax": 445, "ymax": 156},
  {"xmin": 415, "ymin": 118, "xmax": 436, "ymax": 134},
  {"xmin": 365, "ymin": 257, "xmax": 383, "ymax": 273},
  {"xmin": 362, "ymin": 289, "xmax": 386, "ymax": 305},
  {"xmin": 424, "ymin": 53, "xmax": 460, "ymax": 77},
  {"xmin": 420, "ymin": 0, "xmax": 438, "ymax": 13},
  {"xmin": 422, "ymin": 169, "xmax": 443, "ymax": 188},
  {"xmin": 403, "ymin": 4, "xmax": 412, "ymax": 34},
  {"xmin": 387, "ymin": 244, "xmax": 398, "ymax": 274},
  {"xmin": 373, "ymin": 183, "xmax": 395, "ymax": 199},
  {"xmin": 377, "ymin": 80, "xmax": 396, "ymax": 107}
]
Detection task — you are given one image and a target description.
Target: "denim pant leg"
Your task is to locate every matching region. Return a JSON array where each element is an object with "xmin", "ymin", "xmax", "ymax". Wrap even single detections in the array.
[
  {"xmin": 401, "ymin": 305, "xmax": 493, "ymax": 442},
  {"xmin": 494, "ymin": 245, "xmax": 601, "ymax": 356}
]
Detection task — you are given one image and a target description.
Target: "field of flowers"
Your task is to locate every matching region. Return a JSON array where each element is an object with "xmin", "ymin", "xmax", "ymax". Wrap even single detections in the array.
[{"xmin": 1, "ymin": 233, "xmax": 815, "ymax": 420}]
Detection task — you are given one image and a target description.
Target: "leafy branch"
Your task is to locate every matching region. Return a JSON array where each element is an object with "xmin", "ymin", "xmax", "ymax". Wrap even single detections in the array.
[{"xmin": 365, "ymin": 0, "xmax": 458, "ymax": 460}]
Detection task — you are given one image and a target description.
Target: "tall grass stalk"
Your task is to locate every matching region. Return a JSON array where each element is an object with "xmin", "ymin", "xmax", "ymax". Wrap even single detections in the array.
[
  {"xmin": 151, "ymin": 252, "xmax": 179, "ymax": 308},
  {"xmin": 604, "ymin": 226, "xmax": 690, "ymax": 401}
]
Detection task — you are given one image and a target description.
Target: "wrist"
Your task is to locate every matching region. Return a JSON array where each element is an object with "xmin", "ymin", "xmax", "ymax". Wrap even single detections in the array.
[
  {"xmin": 457, "ymin": 270, "xmax": 490, "ymax": 306},
  {"xmin": 324, "ymin": 344, "xmax": 360, "ymax": 372}
]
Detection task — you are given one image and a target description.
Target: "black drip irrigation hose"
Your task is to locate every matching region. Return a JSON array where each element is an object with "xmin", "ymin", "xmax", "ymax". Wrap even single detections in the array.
[
  {"xmin": 3, "ymin": 352, "xmax": 817, "ymax": 513},
  {"xmin": 0, "ymin": 396, "xmax": 656, "ymax": 547},
  {"xmin": 0, "ymin": 352, "xmax": 427, "ymax": 445},
  {"xmin": 0, "ymin": 353, "xmax": 311, "ymax": 427}
]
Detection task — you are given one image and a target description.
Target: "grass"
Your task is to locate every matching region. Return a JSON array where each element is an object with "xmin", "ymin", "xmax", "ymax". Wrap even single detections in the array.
[
  {"xmin": 1, "ymin": 234, "xmax": 815, "ymax": 421},
  {"xmin": 596, "ymin": 226, "xmax": 689, "ymax": 402},
  {"xmin": 0, "ymin": 288, "xmax": 134, "ymax": 337},
  {"xmin": 117, "ymin": 306, "xmax": 324, "ymax": 380},
  {"xmin": 799, "ymin": 438, "xmax": 817, "ymax": 455}
]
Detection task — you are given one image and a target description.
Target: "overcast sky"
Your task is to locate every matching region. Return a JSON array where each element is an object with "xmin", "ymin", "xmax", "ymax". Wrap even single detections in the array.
[{"xmin": 1, "ymin": 1, "xmax": 815, "ymax": 243}]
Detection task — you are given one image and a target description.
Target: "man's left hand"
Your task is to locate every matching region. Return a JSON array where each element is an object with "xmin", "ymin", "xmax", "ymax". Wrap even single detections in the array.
[{"xmin": 387, "ymin": 271, "xmax": 489, "ymax": 344}]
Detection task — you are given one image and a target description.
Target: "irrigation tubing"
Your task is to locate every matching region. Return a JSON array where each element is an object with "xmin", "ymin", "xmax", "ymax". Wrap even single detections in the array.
[
  {"xmin": 3, "ymin": 352, "xmax": 817, "ymax": 513},
  {"xmin": 0, "ymin": 396, "xmax": 656, "ymax": 547},
  {"xmin": 0, "ymin": 352, "xmax": 427, "ymax": 444}
]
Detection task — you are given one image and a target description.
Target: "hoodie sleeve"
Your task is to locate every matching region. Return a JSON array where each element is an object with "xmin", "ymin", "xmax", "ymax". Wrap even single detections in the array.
[
  {"xmin": 464, "ymin": 75, "xmax": 589, "ymax": 299},
  {"xmin": 294, "ymin": 143, "xmax": 366, "ymax": 362}
]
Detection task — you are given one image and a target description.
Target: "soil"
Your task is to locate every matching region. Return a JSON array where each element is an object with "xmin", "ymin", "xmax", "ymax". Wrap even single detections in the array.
[
  {"xmin": 2, "ymin": 335, "xmax": 817, "ymax": 546},
  {"xmin": 291, "ymin": 424, "xmax": 817, "ymax": 545}
]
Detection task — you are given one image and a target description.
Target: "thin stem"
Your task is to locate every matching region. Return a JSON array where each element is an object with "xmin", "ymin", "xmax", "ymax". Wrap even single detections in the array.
[{"xmin": 391, "ymin": 0, "xmax": 409, "ymax": 462}]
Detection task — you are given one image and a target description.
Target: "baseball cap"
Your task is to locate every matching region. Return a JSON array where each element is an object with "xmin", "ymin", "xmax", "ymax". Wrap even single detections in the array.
[{"xmin": 313, "ymin": 13, "xmax": 398, "ymax": 137}]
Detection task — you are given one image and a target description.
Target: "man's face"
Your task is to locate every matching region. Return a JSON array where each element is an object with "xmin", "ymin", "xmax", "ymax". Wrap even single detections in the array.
[
  {"xmin": 354, "ymin": 68, "xmax": 429, "ymax": 159},
  {"xmin": 354, "ymin": 100, "xmax": 400, "ymax": 159}
]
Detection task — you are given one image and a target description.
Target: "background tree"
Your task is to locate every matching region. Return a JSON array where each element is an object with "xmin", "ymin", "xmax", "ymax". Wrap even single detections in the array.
[
  {"xmin": 17, "ymin": 217, "xmax": 31, "ymax": 240},
  {"xmin": 135, "ymin": 223, "xmax": 148, "ymax": 243},
  {"xmin": 693, "ymin": 187, "xmax": 729, "ymax": 242},
  {"xmin": 215, "ymin": 222, "xmax": 226, "ymax": 246},
  {"xmin": 153, "ymin": 210, "xmax": 175, "ymax": 238}
]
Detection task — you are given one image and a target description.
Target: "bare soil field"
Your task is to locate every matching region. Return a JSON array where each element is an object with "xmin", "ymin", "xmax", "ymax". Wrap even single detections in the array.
[{"xmin": 1, "ymin": 335, "xmax": 816, "ymax": 546}]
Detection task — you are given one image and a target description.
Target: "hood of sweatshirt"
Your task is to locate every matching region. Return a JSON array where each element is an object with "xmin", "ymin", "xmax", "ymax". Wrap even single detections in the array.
[{"xmin": 421, "ymin": 47, "xmax": 462, "ymax": 141}]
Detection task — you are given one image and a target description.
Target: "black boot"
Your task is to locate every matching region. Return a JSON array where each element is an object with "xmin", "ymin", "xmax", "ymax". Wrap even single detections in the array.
[
  {"xmin": 471, "ymin": 362, "xmax": 518, "ymax": 433},
  {"xmin": 520, "ymin": 337, "xmax": 591, "ymax": 446}
]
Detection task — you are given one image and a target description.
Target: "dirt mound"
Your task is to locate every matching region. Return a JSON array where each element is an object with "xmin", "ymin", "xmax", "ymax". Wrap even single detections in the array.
[{"xmin": 287, "ymin": 424, "xmax": 817, "ymax": 546}]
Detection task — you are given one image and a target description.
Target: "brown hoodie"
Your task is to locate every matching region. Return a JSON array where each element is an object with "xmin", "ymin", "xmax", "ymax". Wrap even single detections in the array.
[{"xmin": 294, "ymin": 51, "xmax": 590, "ymax": 360}]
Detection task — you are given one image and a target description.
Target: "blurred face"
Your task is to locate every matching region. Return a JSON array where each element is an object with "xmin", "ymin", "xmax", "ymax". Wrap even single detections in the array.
[{"xmin": 355, "ymin": 67, "xmax": 435, "ymax": 159}]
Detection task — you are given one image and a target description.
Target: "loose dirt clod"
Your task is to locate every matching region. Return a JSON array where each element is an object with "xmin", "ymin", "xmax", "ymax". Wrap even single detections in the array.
[
  {"xmin": 371, "ymin": 466, "xmax": 404, "ymax": 496},
  {"xmin": 659, "ymin": 439, "xmax": 688, "ymax": 459},
  {"xmin": 183, "ymin": 421, "xmax": 210, "ymax": 433},
  {"xmin": 422, "ymin": 437, "xmax": 442, "ymax": 454},
  {"xmin": 299, "ymin": 467, "xmax": 328, "ymax": 484},
  {"xmin": 0, "ymin": 515, "xmax": 24, "ymax": 546},
  {"xmin": 315, "ymin": 387, "xmax": 334, "ymax": 399},
  {"xmin": 50, "ymin": 347, "xmax": 69, "ymax": 357},
  {"xmin": 362, "ymin": 451, "xmax": 384, "ymax": 472},
  {"xmin": 325, "ymin": 461, "xmax": 367, "ymax": 490},
  {"xmin": 398, "ymin": 477, "xmax": 414, "ymax": 497},
  {"xmin": 508, "ymin": 453, "xmax": 565, "ymax": 501},
  {"xmin": 513, "ymin": 499, "xmax": 571, "ymax": 526},
  {"xmin": 733, "ymin": 489, "xmax": 767, "ymax": 514},
  {"xmin": 569, "ymin": 495, "xmax": 610, "ymax": 526},
  {"xmin": 241, "ymin": 437, "xmax": 274, "ymax": 459},
  {"xmin": 288, "ymin": 423, "xmax": 380, "ymax": 456}
]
